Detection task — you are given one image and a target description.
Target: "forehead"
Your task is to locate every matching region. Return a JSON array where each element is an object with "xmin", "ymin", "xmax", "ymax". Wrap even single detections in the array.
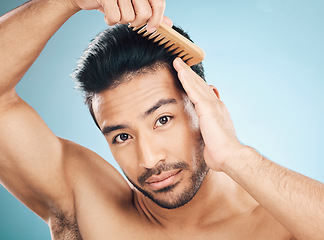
[{"xmin": 92, "ymin": 67, "xmax": 183, "ymax": 128}]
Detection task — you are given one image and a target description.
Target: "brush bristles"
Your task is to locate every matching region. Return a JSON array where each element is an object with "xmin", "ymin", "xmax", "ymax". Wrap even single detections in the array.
[{"xmin": 129, "ymin": 23, "xmax": 205, "ymax": 66}]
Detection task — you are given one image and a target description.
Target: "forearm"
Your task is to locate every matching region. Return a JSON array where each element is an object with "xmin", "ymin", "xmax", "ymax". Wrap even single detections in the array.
[
  {"xmin": 0, "ymin": 0, "xmax": 79, "ymax": 95},
  {"xmin": 173, "ymin": 56, "xmax": 324, "ymax": 239},
  {"xmin": 223, "ymin": 146, "xmax": 324, "ymax": 240}
]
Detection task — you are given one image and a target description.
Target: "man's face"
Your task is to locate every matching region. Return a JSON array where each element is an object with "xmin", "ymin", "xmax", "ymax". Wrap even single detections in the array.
[{"xmin": 92, "ymin": 67, "xmax": 209, "ymax": 209}]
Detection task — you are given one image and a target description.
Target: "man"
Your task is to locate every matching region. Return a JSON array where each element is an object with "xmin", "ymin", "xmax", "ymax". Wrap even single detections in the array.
[{"xmin": 0, "ymin": 0, "xmax": 323, "ymax": 239}]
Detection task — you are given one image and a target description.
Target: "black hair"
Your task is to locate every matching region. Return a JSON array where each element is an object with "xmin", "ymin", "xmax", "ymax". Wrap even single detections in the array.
[{"xmin": 72, "ymin": 24, "xmax": 205, "ymax": 129}]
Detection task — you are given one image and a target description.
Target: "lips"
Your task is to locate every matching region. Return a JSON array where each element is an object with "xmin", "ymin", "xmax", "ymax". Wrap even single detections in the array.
[{"xmin": 146, "ymin": 169, "xmax": 182, "ymax": 191}]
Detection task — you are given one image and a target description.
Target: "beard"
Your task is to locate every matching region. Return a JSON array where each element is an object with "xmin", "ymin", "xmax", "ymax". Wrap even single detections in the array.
[{"xmin": 124, "ymin": 136, "xmax": 209, "ymax": 209}]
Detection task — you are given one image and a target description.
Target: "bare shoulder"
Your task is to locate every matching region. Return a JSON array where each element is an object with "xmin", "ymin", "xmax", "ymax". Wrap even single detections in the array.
[
  {"xmin": 48, "ymin": 138, "xmax": 136, "ymax": 239},
  {"xmin": 59, "ymin": 138, "xmax": 133, "ymax": 205},
  {"xmin": 251, "ymin": 205, "xmax": 294, "ymax": 240}
]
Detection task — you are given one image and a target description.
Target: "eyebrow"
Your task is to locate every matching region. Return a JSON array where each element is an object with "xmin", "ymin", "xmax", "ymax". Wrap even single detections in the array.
[
  {"xmin": 144, "ymin": 98, "xmax": 177, "ymax": 117},
  {"xmin": 101, "ymin": 98, "xmax": 178, "ymax": 136},
  {"xmin": 102, "ymin": 124, "xmax": 129, "ymax": 136}
]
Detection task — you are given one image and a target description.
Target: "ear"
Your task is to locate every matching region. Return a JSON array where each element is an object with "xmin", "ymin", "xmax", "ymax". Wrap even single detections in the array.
[{"xmin": 209, "ymin": 85, "xmax": 220, "ymax": 99}]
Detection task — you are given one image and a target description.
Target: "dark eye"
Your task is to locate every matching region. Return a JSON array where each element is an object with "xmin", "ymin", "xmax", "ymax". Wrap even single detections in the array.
[
  {"xmin": 155, "ymin": 116, "xmax": 172, "ymax": 128},
  {"xmin": 113, "ymin": 133, "xmax": 131, "ymax": 144}
]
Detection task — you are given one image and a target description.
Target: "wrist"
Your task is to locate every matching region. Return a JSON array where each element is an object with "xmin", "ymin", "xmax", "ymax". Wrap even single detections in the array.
[
  {"xmin": 44, "ymin": 0, "xmax": 81, "ymax": 15},
  {"xmin": 63, "ymin": 0, "xmax": 82, "ymax": 12},
  {"xmin": 220, "ymin": 144, "xmax": 261, "ymax": 177}
]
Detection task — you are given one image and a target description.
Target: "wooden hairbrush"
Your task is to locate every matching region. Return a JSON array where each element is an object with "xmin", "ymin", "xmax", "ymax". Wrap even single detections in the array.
[{"xmin": 129, "ymin": 22, "xmax": 205, "ymax": 66}]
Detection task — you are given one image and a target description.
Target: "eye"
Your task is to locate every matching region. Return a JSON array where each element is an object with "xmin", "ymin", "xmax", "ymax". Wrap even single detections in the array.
[
  {"xmin": 155, "ymin": 116, "xmax": 173, "ymax": 128},
  {"xmin": 113, "ymin": 133, "xmax": 132, "ymax": 144}
]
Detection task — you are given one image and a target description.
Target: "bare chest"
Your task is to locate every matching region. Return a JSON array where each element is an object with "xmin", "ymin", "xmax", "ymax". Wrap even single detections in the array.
[{"xmin": 50, "ymin": 209, "xmax": 291, "ymax": 240}]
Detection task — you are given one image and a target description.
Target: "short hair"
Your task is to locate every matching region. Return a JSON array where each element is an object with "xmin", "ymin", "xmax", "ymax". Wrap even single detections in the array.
[{"xmin": 72, "ymin": 24, "xmax": 205, "ymax": 129}]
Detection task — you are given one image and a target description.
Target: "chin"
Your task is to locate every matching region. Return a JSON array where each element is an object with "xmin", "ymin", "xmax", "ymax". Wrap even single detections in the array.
[{"xmin": 130, "ymin": 168, "xmax": 209, "ymax": 210}]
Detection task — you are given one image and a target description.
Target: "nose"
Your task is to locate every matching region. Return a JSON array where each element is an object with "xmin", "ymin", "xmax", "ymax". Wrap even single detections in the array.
[{"xmin": 137, "ymin": 133, "xmax": 166, "ymax": 169}]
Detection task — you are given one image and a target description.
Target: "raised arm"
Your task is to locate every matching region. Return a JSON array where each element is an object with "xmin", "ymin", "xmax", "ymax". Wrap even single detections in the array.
[
  {"xmin": 0, "ymin": 0, "xmax": 82, "ymax": 222},
  {"xmin": 173, "ymin": 57, "xmax": 324, "ymax": 240},
  {"xmin": 0, "ymin": 0, "xmax": 77, "ymax": 93},
  {"xmin": 0, "ymin": 0, "xmax": 165, "ymax": 88},
  {"xmin": 0, "ymin": 0, "xmax": 165, "ymax": 221}
]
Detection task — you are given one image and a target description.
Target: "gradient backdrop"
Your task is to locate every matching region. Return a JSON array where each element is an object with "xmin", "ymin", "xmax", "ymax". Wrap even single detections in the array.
[{"xmin": 0, "ymin": 0, "xmax": 323, "ymax": 239}]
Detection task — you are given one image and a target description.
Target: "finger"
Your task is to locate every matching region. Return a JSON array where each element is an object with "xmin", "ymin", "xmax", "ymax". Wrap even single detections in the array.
[
  {"xmin": 103, "ymin": 0, "xmax": 121, "ymax": 25},
  {"xmin": 146, "ymin": 0, "xmax": 166, "ymax": 32},
  {"xmin": 98, "ymin": 6, "xmax": 105, "ymax": 14},
  {"xmin": 162, "ymin": 15, "xmax": 173, "ymax": 27},
  {"xmin": 130, "ymin": 0, "xmax": 152, "ymax": 28},
  {"xmin": 117, "ymin": 0, "xmax": 135, "ymax": 24},
  {"xmin": 173, "ymin": 58, "xmax": 212, "ymax": 105}
]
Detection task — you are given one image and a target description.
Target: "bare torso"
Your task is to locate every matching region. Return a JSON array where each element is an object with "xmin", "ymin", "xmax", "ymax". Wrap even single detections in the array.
[
  {"xmin": 0, "ymin": 1, "xmax": 322, "ymax": 240},
  {"xmin": 50, "ymin": 191, "xmax": 292, "ymax": 239},
  {"xmin": 49, "ymin": 140, "xmax": 292, "ymax": 240}
]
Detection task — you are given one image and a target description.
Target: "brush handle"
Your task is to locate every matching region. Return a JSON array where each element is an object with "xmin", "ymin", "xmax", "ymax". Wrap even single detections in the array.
[
  {"xmin": 155, "ymin": 22, "xmax": 205, "ymax": 66},
  {"xmin": 130, "ymin": 22, "xmax": 205, "ymax": 66}
]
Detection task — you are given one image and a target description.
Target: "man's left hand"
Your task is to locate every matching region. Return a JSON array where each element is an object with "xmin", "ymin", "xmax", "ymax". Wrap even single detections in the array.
[{"xmin": 173, "ymin": 58, "xmax": 243, "ymax": 172}]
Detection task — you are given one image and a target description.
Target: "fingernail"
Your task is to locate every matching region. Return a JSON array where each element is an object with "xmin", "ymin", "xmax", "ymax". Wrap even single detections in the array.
[
  {"xmin": 146, "ymin": 27, "xmax": 156, "ymax": 33},
  {"xmin": 173, "ymin": 58, "xmax": 183, "ymax": 69},
  {"xmin": 175, "ymin": 57, "xmax": 184, "ymax": 65}
]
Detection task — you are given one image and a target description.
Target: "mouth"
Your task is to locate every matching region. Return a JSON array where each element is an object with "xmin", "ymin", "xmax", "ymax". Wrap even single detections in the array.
[{"xmin": 146, "ymin": 169, "xmax": 182, "ymax": 191}]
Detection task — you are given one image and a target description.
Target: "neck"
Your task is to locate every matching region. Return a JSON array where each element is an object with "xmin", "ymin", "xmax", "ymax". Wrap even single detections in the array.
[{"xmin": 135, "ymin": 170, "xmax": 258, "ymax": 229}]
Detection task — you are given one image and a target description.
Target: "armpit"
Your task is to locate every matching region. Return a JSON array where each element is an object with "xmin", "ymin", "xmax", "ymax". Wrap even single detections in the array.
[{"xmin": 49, "ymin": 210, "xmax": 82, "ymax": 240}]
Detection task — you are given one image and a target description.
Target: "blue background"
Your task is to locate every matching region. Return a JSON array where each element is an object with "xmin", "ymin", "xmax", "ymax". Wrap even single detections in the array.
[{"xmin": 0, "ymin": 0, "xmax": 323, "ymax": 239}]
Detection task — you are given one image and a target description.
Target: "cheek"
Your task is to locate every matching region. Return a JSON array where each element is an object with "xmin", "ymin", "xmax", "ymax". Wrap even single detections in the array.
[
  {"xmin": 109, "ymin": 144, "xmax": 138, "ymax": 178},
  {"xmin": 162, "ymin": 117, "xmax": 199, "ymax": 161}
]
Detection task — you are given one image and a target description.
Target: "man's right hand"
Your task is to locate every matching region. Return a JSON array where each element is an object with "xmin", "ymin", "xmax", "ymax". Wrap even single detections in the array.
[
  {"xmin": 0, "ymin": 0, "xmax": 162, "ymax": 223},
  {"xmin": 70, "ymin": 0, "xmax": 166, "ymax": 32}
]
